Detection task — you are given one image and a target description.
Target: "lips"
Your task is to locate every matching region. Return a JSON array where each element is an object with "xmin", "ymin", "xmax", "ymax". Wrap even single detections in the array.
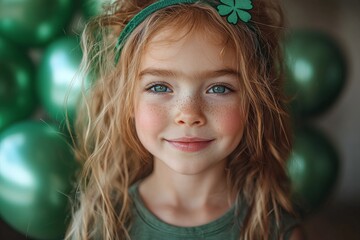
[{"xmin": 165, "ymin": 137, "xmax": 214, "ymax": 152}]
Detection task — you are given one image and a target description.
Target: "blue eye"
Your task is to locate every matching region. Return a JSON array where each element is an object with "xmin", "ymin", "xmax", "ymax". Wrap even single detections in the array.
[
  {"xmin": 207, "ymin": 85, "xmax": 231, "ymax": 94},
  {"xmin": 148, "ymin": 84, "xmax": 172, "ymax": 93}
]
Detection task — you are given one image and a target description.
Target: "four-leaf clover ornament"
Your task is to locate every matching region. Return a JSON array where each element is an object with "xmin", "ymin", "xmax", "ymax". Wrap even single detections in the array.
[{"xmin": 217, "ymin": 0, "xmax": 253, "ymax": 24}]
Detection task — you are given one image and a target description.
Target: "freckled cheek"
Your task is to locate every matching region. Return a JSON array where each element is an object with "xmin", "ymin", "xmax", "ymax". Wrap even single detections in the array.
[
  {"xmin": 211, "ymin": 105, "xmax": 246, "ymax": 135},
  {"xmin": 134, "ymin": 101, "xmax": 169, "ymax": 134}
]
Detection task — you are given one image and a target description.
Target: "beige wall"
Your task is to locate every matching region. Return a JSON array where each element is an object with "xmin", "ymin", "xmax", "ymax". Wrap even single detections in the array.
[{"xmin": 283, "ymin": 0, "xmax": 360, "ymax": 204}]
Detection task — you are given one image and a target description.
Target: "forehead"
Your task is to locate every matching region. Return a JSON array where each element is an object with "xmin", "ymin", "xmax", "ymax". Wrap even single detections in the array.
[{"xmin": 140, "ymin": 26, "xmax": 237, "ymax": 72}]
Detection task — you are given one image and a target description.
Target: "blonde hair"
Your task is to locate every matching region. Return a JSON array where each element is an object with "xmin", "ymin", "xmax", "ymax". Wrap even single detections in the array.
[{"xmin": 66, "ymin": 0, "xmax": 293, "ymax": 239}]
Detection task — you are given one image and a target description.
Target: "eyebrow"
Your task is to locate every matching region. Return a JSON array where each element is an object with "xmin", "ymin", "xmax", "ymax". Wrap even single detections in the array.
[{"xmin": 139, "ymin": 68, "xmax": 240, "ymax": 80}]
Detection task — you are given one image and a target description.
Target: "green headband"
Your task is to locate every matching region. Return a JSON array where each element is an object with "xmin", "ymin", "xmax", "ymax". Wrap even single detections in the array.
[{"xmin": 114, "ymin": 0, "xmax": 253, "ymax": 63}]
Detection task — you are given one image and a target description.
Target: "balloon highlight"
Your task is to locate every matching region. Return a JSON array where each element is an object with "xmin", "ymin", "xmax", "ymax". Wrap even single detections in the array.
[{"xmin": 0, "ymin": 121, "xmax": 79, "ymax": 239}]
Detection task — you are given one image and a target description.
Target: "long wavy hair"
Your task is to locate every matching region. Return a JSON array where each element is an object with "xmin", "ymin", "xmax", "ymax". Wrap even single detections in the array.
[{"xmin": 65, "ymin": 0, "xmax": 293, "ymax": 239}]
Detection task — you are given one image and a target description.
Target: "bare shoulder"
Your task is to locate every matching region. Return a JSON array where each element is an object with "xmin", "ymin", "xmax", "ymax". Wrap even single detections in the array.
[{"xmin": 288, "ymin": 226, "xmax": 307, "ymax": 240}]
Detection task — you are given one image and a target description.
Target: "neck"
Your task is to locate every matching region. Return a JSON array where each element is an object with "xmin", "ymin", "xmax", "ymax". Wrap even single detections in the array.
[
  {"xmin": 140, "ymin": 158, "xmax": 233, "ymax": 210},
  {"xmin": 137, "ymin": 158, "xmax": 236, "ymax": 227}
]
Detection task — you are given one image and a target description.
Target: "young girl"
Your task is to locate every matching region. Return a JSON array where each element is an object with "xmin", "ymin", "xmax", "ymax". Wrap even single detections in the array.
[{"xmin": 66, "ymin": 0, "xmax": 305, "ymax": 239}]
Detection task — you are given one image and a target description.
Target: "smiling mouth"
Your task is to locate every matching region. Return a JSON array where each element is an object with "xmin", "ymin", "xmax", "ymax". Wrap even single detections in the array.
[{"xmin": 165, "ymin": 138, "xmax": 214, "ymax": 152}]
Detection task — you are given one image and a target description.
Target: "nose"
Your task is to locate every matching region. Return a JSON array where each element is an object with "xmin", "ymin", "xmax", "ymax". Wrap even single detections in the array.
[{"xmin": 174, "ymin": 97, "xmax": 206, "ymax": 127}]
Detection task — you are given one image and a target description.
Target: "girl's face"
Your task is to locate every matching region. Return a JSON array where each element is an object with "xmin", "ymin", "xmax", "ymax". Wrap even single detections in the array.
[{"xmin": 134, "ymin": 27, "xmax": 246, "ymax": 175}]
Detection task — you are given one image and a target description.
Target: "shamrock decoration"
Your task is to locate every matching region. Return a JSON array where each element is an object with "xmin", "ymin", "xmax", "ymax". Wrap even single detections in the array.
[{"xmin": 217, "ymin": 0, "xmax": 253, "ymax": 24}]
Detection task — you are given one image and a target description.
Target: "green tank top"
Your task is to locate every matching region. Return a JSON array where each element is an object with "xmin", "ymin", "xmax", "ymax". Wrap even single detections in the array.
[{"xmin": 129, "ymin": 183, "xmax": 299, "ymax": 240}]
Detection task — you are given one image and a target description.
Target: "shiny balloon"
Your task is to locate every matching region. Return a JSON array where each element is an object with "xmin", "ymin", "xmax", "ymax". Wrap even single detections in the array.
[
  {"xmin": 0, "ymin": 37, "xmax": 37, "ymax": 132},
  {"xmin": 287, "ymin": 125, "xmax": 339, "ymax": 213},
  {"xmin": 37, "ymin": 36, "xmax": 88, "ymax": 125},
  {"xmin": 284, "ymin": 30, "xmax": 347, "ymax": 118},
  {"xmin": 82, "ymin": 0, "xmax": 114, "ymax": 19},
  {"xmin": 0, "ymin": 0, "xmax": 75, "ymax": 47},
  {"xmin": 0, "ymin": 121, "xmax": 79, "ymax": 240}
]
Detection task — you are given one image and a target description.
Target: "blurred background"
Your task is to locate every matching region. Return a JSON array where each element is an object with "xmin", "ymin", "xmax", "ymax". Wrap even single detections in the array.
[
  {"xmin": 283, "ymin": 0, "xmax": 360, "ymax": 239},
  {"xmin": 0, "ymin": 0, "xmax": 359, "ymax": 239}
]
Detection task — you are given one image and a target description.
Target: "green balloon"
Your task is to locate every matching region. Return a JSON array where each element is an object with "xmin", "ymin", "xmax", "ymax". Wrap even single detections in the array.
[
  {"xmin": 0, "ymin": 121, "xmax": 79, "ymax": 240},
  {"xmin": 284, "ymin": 30, "xmax": 347, "ymax": 118},
  {"xmin": 0, "ymin": 0, "xmax": 75, "ymax": 47},
  {"xmin": 37, "ymin": 36, "xmax": 87, "ymax": 125},
  {"xmin": 287, "ymin": 125, "xmax": 339, "ymax": 213},
  {"xmin": 0, "ymin": 37, "xmax": 37, "ymax": 132},
  {"xmin": 82, "ymin": 0, "xmax": 114, "ymax": 19}
]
